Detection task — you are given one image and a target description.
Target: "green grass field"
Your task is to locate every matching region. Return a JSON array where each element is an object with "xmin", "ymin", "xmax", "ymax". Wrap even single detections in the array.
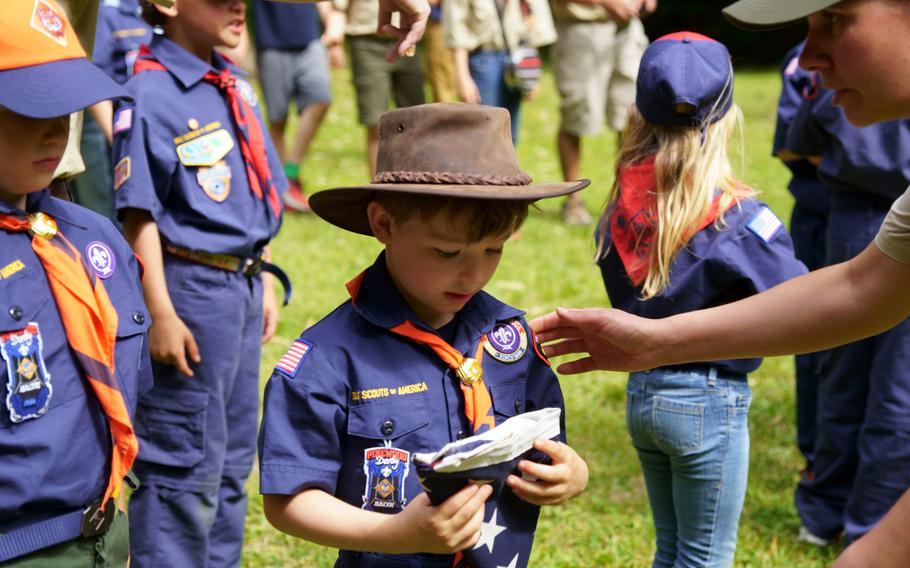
[{"xmin": 241, "ymin": 65, "xmax": 841, "ymax": 566}]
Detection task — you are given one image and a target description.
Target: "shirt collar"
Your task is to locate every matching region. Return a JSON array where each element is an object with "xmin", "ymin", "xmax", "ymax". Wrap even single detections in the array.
[
  {"xmin": 149, "ymin": 34, "xmax": 232, "ymax": 89},
  {"xmin": 0, "ymin": 189, "xmax": 85, "ymax": 229},
  {"xmin": 351, "ymin": 252, "xmax": 523, "ymax": 338}
]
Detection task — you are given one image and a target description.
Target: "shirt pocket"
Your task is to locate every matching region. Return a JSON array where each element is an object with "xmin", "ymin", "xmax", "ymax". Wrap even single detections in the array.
[
  {"xmin": 347, "ymin": 396, "xmax": 431, "ymax": 448},
  {"xmin": 113, "ymin": 290, "xmax": 152, "ymax": 411},
  {"xmin": 134, "ymin": 385, "xmax": 209, "ymax": 468},
  {"xmin": 489, "ymin": 380, "xmax": 527, "ymax": 424}
]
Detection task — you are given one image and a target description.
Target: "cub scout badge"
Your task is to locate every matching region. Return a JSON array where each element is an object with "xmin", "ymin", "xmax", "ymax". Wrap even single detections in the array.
[
  {"xmin": 484, "ymin": 320, "xmax": 528, "ymax": 363},
  {"xmin": 746, "ymin": 206, "xmax": 784, "ymax": 244},
  {"xmin": 86, "ymin": 241, "xmax": 116, "ymax": 279},
  {"xmin": 31, "ymin": 0, "xmax": 67, "ymax": 46},
  {"xmin": 1, "ymin": 323, "xmax": 53, "ymax": 423},
  {"xmin": 176, "ymin": 129, "xmax": 234, "ymax": 167},
  {"xmin": 363, "ymin": 445, "xmax": 410, "ymax": 512},
  {"xmin": 197, "ymin": 160, "xmax": 232, "ymax": 202}
]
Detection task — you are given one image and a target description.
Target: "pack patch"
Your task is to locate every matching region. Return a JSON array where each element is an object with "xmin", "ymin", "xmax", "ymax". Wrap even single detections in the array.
[
  {"xmin": 275, "ymin": 339, "xmax": 312, "ymax": 378},
  {"xmin": 362, "ymin": 446, "xmax": 410, "ymax": 512},
  {"xmin": 113, "ymin": 156, "xmax": 130, "ymax": 190},
  {"xmin": 176, "ymin": 128, "xmax": 234, "ymax": 167},
  {"xmin": 31, "ymin": 0, "xmax": 67, "ymax": 46},
  {"xmin": 484, "ymin": 320, "xmax": 528, "ymax": 363},
  {"xmin": 113, "ymin": 108, "xmax": 132, "ymax": 135},
  {"xmin": 86, "ymin": 241, "xmax": 116, "ymax": 279},
  {"xmin": 236, "ymin": 79, "xmax": 259, "ymax": 108},
  {"xmin": 196, "ymin": 160, "xmax": 231, "ymax": 202},
  {"xmin": 746, "ymin": 206, "xmax": 784, "ymax": 243},
  {"xmin": 1, "ymin": 323, "xmax": 53, "ymax": 423},
  {"xmin": 0, "ymin": 260, "xmax": 25, "ymax": 280}
]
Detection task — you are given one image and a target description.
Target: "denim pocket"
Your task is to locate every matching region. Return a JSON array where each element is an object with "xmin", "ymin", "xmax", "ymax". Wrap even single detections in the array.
[{"xmin": 652, "ymin": 395, "xmax": 705, "ymax": 454}]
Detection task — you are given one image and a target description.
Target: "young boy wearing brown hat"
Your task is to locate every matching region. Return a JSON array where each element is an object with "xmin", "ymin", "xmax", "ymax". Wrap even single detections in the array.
[{"xmin": 258, "ymin": 103, "xmax": 589, "ymax": 568}]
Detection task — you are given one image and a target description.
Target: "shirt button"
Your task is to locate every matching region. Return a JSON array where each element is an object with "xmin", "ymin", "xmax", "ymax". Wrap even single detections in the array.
[
  {"xmin": 8, "ymin": 306, "xmax": 23, "ymax": 321},
  {"xmin": 514, "ymin": 400, "xmax": 523, "ymax": 413},
  {"xmin": 132, "ymin": 311, "xmax": 146, "ymax": 325},
  {"xmin": 380, "ymin": 419, "xmax": 395, "ymax": 437},
  {"xmin": 456, "ymin": 429, "xmax": 466, "ymax": 439}
]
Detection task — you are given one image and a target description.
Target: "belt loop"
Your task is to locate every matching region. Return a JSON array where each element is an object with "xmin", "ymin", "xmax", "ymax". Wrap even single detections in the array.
[{"xmin": 707, "ymin": 366, "xmax": 717, "ymax": 387}]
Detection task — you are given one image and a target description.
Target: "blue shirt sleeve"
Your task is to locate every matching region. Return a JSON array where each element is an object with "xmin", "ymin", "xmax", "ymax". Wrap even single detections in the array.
[
  {"xmin": 112, "ymin": 96, "xmax": 176, "ymax": 221},
  {"xmin": 258, "ymin": 338, "xmax": 347, "ymax": 496},
  {"xmin": 786, "ymin": 91, "xmax": 833, "ymax": 158},
  {"xmin": 522, "ymin": 321, "xmax": 567, "ymax": 444}
]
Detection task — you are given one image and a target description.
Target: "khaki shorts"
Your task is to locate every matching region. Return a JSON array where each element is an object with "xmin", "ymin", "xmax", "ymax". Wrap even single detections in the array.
[
  {"xmin": 554, "ymin": 18, "xmax": 648, "ymax": 136},
  {"xmin": 348, "ymin": 35, "xmax": 425, "ymax": 127}
]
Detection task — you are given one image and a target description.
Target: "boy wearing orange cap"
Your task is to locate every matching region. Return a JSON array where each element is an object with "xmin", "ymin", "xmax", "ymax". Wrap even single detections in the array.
[{"xmin": 0, "ymin": 1, "xmax": 150, "ymax": 565}]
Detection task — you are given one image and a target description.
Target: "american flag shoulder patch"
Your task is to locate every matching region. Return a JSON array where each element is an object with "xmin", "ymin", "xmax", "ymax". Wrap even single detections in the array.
[
  {"xmin": 113, "ymin": 108, "xmax": 133, "ymax": 135},
  {"xmin": 746, "ymin": 206, "xmax": 783, "ymax": 244},
  {"xmin": 275, "ymin": 339, "xmax": 313, "ymax": 378}
]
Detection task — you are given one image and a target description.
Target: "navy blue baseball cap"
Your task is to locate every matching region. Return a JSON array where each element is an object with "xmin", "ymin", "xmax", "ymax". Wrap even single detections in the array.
[
  {"xmin": 635, "ymin": 32, "xmax": 734, "ymax": 128},
  {"xmin": 0, "ymin": 0, "xmax": 130, "ymax": 119}
]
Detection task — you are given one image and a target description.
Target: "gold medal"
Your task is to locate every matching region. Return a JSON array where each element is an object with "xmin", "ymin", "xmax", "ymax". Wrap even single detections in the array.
[
  {"xmin": 456, "ymin": 358, "xmax": 483, "ymax": 385},
  {"xmin": 27, "ymin": 212, "xmax": 57, "ymax": 239}
]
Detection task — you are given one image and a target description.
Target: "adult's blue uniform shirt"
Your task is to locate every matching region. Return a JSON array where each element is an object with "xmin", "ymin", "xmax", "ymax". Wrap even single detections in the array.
[
  {"xmin": 113, "ymin": 34, "xmax": 286, "ymax": 256},
  {"xmin": 92, "ymin": 0, "xmax": 153, "ymax": 84},
  {"xmin": 0, "ymin": 190, "xmax": 150, "ymax": 524},
  {"xmin": 259, "ymin": 254, "xmax": 566, "ymax": 567},
  {"xmin": 773, "ymin": 40, "xmax": 829, "ymax": 216},
  {"xmin": 787, "ymin": 88, "xmax": 910, "ymax": 203},
  {"xmin": 599, "ymin": 198, "xmax": 807, "ymax": 376},
  {"xmin": 252, "ymin": 0, "xmax": 321, "ymax": 51}
]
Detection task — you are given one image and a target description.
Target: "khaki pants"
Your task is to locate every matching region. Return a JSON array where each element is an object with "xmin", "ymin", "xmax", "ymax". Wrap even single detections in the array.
[{"xmin": 422, "ymin": 19, "xmax": 458, "ymax": 103}]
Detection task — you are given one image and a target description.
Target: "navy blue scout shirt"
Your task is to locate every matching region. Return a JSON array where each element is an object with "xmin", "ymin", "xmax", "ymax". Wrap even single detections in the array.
[
  {"xmin": 113, "ymin": 35, "xmax": 286, "ymax": 257},
  {"xmin": 599, "ymin": 198, "xmax": 807, "ymax": 375},
  {"xmin": 773, "ymin": 41, "xmax": 829, "ymax": 216},
  {"xmin": 0, "ymin": 190, "xmax": 150, "ymax": 522},
  {"xmin": 252, "ymin": 0, "xmax": 321, "ymax": 51},
  {"xmin": 92, "ymin": 0, "xmax": 153, "ymax": 84},
  {"xmin": 259, "ymin": 254, "xmax": 565, "ymax": 562},
  {"xmin": 787, "ymin": 87, "xmax": 910, "ymax": 203}
]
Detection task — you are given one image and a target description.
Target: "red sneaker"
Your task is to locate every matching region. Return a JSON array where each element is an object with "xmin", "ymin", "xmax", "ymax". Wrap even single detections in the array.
[{"xmin": 282, "ymin": 180, "xmax": 310, "ymax": 213}]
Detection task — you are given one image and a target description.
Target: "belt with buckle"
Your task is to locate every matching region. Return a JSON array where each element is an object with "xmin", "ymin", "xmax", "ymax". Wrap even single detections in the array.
[
  {"xmin": 165, "ymin": 244, "xmax": 293, "ymax": 305},
  {"xmin": 0, "ymin": 499, "xmax": 116, "ymax": 562}
]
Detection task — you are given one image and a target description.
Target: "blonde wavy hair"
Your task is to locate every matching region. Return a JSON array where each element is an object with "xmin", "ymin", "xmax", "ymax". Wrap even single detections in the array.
[{"xmin": 596, "ymin": 86, "xmax": 752, "ymax": 300}]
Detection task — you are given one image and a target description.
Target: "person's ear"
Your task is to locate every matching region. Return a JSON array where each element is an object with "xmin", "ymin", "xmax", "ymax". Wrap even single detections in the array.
[
  {"xmin": 367, "ymin": 201, "xmax": 394, "ymax": 244},
  {"xmin": 155, "ymin": 0, "xmax": 178, "ymax": 18}
]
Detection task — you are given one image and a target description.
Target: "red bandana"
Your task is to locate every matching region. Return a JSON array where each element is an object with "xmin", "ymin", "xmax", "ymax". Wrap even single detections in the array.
[{"xmin": 609, "ymin": 156, "xmax": 735, "ymax": 286}]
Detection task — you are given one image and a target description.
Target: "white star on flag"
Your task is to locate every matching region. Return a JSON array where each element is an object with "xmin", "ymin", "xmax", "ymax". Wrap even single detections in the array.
[
  {"xmin": 473, "ymin": 508, "xmax": 506, "ymax": 554},
  {"xmin": 497, "ymin": 553, "xmax": 520, "ymax": 568}
]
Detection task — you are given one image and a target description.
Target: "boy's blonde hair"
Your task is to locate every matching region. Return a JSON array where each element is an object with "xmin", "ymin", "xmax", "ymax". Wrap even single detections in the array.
[
  {"xmin": 373, "ymin": 193, "xmax": 530, "ymax": 242},
  {"xmin": 596, "ymin": 95, "xmax": 752, "ymax": 300}
]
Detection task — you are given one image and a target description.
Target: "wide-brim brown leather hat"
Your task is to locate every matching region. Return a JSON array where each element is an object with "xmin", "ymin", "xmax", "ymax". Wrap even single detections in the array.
[{"xmin": 309, "ymin": 103, "xmax": 590, "ymax": 235}]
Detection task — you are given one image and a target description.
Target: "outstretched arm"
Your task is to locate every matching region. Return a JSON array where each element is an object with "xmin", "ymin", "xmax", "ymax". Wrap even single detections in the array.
[{"xmin": 533, "ymin": 243, "xmax": 910, "ymax": 373}]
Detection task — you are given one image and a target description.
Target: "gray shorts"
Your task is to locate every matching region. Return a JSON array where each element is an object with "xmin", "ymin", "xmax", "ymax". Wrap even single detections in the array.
[
  {"xmin": 554, "ymin": 18, "xmax": 648, "ymax": 135},
  {"xmin": 257, "ymin": 40, "xmax": 332, "ymax": 124}
]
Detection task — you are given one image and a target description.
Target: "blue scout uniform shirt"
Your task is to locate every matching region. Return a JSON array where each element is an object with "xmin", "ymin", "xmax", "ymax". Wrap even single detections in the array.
[
  {"xmin": 0, "ymin": 190, "xmax": 151, "ymax": 523},
  {"xmin": 773, "ymin": 41, "xmax": 829, "ymax": 216},
  {"xmin": 113, "ymin": 34, "xmax": 286, "ymax": 257},
  {"xmin": 787, "ymin": 87, "xmax": 910, "ymax": 204},
  {"xmin": 599, "ymin": 198, "xmax": 807, "ymax": 376},
  {"xmin": 92, "ymin": 0, "xmax": 153, "ymax": 84},
  {"xmin": 252, "ymin": 0, "xmax": 321, "ymax": 51},
  {"xmin": 259, "ymin": 253, "xmax": 566, "ymax": 566}
]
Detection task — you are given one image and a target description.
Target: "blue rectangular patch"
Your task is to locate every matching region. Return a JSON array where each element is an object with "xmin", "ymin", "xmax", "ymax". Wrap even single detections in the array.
[
  {"xmin": 274, "ymin": 339, "xmax": 312, "ymax": 378},
  {"xmin": 746, "ymin": 206, "xmax": 784, "ymax": 243}
]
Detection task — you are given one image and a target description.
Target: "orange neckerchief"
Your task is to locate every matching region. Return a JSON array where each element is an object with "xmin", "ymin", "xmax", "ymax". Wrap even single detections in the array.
[
  {"xmin": 610, "ymin": 156, "xmax": 733, "ymax": 285},
  {"xmin": 133, "ymin": 46, "xmax": 282, "ymax": 218},
  {"xmin": 0, "ymin": 211, "xmax": 137, "ymax": 508},
  {"xmin": 346, "ymin": 272, "xmax": 496, "ymax": 434}
]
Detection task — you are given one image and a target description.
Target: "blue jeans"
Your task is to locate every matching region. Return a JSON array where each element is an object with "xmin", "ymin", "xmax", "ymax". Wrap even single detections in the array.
[
  {"xmin": 468, "ymin": 50, "xmax": 521, "ymax": 144},
  {"xmin": 626, "ymin": 367, "xmax": 752, "ymax": 568}
]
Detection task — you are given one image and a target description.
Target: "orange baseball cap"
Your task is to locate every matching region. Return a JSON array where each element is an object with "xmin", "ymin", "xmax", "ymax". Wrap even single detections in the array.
[{"xmin": 0, "ymin": 0, "xmax": 130, "ymax": 118}]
